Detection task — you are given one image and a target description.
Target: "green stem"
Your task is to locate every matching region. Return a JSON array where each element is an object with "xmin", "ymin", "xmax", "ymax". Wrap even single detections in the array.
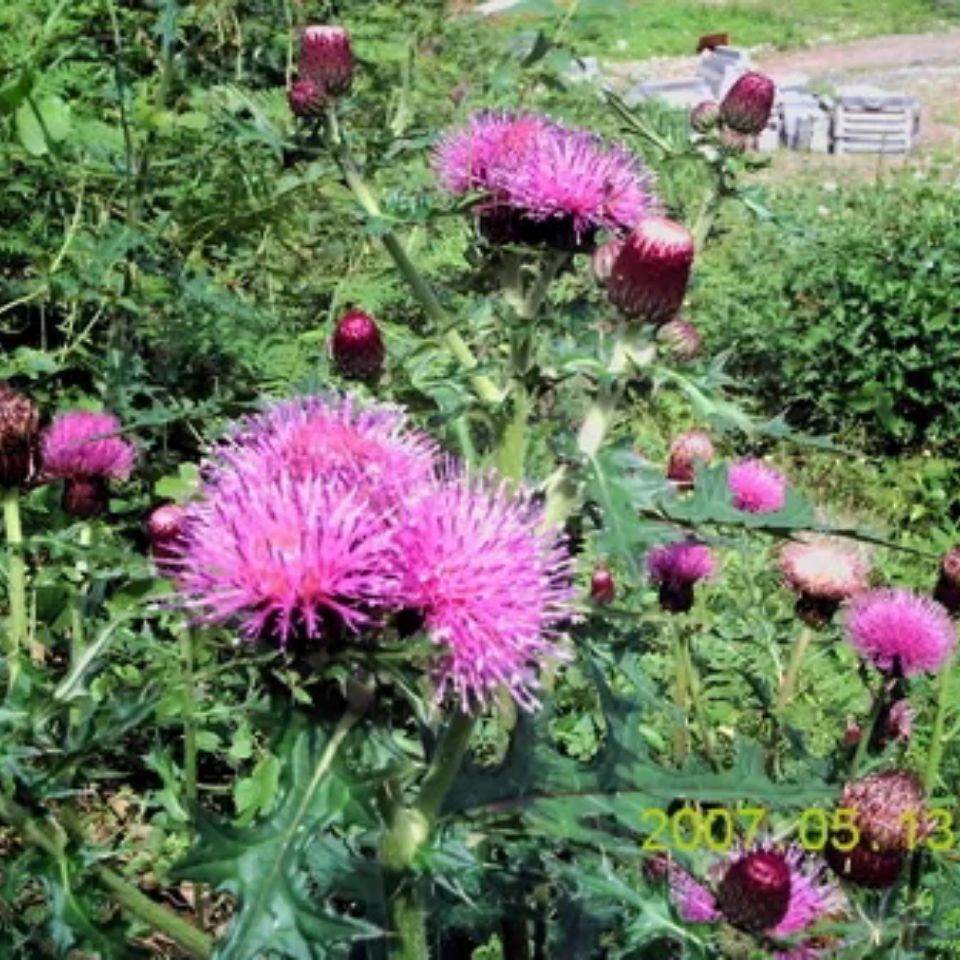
[
  {"xmin": 775, "ymin": 625, "xmax": 814, "ymax": 713},
  {"xmin": 414, "ymin": 710, "xmax": 477, "ymax": 823},
  {"xmin": 70, "ymin": 522, "xmax": 92, "ymax": 665},
  {"xmin": 181, "ymin": 629, "xmax": 198, "ymax": 804},
  {"xmin": 387, "ymin": 878, "xmax": 429, "ymax": 960},
  {"xmin": 850, "ymin": 678, "xmax": 887, "ymax": 777},
  {"xmin": 0, "ymin": 793, "xmax": 213, "ymax": 959},
  {"xmin": 3, "ymin": 488, "xmax": 28, "ymax": 690},
  {"xmin": 683, "ymin": 629, "xmax": 719, "ymax": 769},
  {"xmin": 322, "ymin": 109, "xmax": 501, "ymax": 406},
  {"xmin": 673, "ymin": 627, "xmax": 691, "ymax": 764},
  {"xmin": 691, "ymin": 177, "xmax": 723, "ymax": 254},
  {"xmin": 922, "ymin": 657, "xmax": 954, "ymax": 795}
]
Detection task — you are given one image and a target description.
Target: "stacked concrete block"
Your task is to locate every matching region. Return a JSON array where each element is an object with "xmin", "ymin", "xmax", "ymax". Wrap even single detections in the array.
[
  {"xmin": 697, "ymin": 46, "xmax": 752, "ymax": 98},
  {"xmin": 780, "ymin": 91, "xmax": 833, "ymax": 153},
  {"xmin": 833, "ymin": 85, "xmax": 920, "ymax": 154},
  {"xmin": 625, "ymin": 78, "xmax": 714, "ymax": 109}
]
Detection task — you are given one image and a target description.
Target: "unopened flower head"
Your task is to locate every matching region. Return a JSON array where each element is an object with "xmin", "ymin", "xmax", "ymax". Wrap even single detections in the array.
[
  {"xmin": 666, "ymin": 429, "xmax": 715, "ymax": 485},
  {"xmin": 934, "ymin": 544, "xmax": 960, "ymax": 617},
  {"xmin": 844, "ymin": 588, "xmax": 955, "ymax": 676},
  {"xmin": 590, "ymin": 238, "xmax": 624, "ymax": 284},
  {"xmin": 607, "ymin": 216, "xmax": 694, "ymax": 324},
  {"xmin": 671, "ymin": 844, "xmax": 844, "ymax": 950},
  {"xmin": 146, "ymin": 503, "xmax": 187, "ymax": 569},
  {"xmin": 299, "ymin": 25, "xmax": 354, "ymax": 97},
  {"xmin": 42, "ymin": 411, "xmax": 135, "ymax": 481},
  {"xmin": 728, "ymin": 458, "xmax": 787, "ymax": 514},
  {"xmin": 825, "ymin": 842, "xmax": 904, "ymax": 889},
  {"xmin": 720, "ymin": 71, "xmax": 776, "ymax": 135},
  {"xmin": 288, "ymin": 77, "xmax": 327, "ymax": 118},
  {"xmin": 657, "ymin": 318, "xmax": 702, "ymax": 361},
  {"xmin": 396, "ymin": 471, "xmax": 575, "ymax": 712},
  {"xmin": 690, "ymin": 99, "xmax": 721, "ymax": 133},
  {"xmin": 177, "ymin": 468, "xmax": 401, "ymax": 645},
  {"xmin": 647, "ymin": 538, "xmax": 715, "ymax": 613},
  {"xmin": 331, "ymin": 309, "xmax": 385, "ymax": 380},
  {"xmin": 0, "ymin": 381, "xmax": 39, "ymax": 488}
]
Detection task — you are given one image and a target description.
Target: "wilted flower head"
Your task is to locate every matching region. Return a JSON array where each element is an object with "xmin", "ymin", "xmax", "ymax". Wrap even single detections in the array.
[
  {"xmin": 657, "ymin": 318, "xmax": 702, "ymax": 361},
  {"xmin": 839, "ymin": 769, "xmax": 928, "ymax": 854},
  {"xmin": 721, "ymin": 71, "xmax": 776, "ymax": 135},
  {"xmin": 780, "ymin": 537, "xmax": 869, "ymax": 627},
  {"xmin": 886, "ymin": 700, "xmax": 913, "ymax": 741},
  {"xmin": 666, "ymin": 429, "xmax": 715, "ymax": 485},
  {"xmin": 844, "ymin": 588, "xmax": 955, "ymax": 676},
  {"xmin": 647, "ymin": 538, "xmax": 715, "ymax": 613},
  {"xmin": 299, "ymin": 25, "xmax": 354, "ymax": 97},
  {"xmin": 607, "ymin": 216, "xmax": 694, "ymax": 324},
  {"xmin": 396, "ymin": 472, "xmax": 575, "ymax": 711},
  {"xmin": 590, "ymin": 238, "xmax": 624, "ymax": 284},
  {"xmin": 728, "ymin": 458, "xmax": 787, "ymax": 514},
  {"xmin": 0, "ymin": 381, "xmax": 39, "ymax": 488},
  {"xmin": 433, "ymin": 113, "xmax": 657, "ymax": 250},
  {"xmin": 42, "ymin": 411, "xmax": 135, "ymax": 481},
  {"xmin": 671, "ymin": 844, "xmax": 844, "ymax": 952},
  {"xmin": 288, "ymin": 77, "xmax": 326, "ymax": 118},
  {"xmin": 331, "ymin": 309, "xmax": 385, "ymax": 380}
]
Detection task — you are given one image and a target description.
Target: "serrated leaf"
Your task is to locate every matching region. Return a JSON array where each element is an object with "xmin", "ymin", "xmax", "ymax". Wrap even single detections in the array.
[{"xmin": 172, "ymin": 722, "xmax": 380, "ymax": 960}]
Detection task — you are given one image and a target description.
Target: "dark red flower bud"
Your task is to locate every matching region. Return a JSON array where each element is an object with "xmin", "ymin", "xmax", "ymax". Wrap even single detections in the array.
[
  {"xmin": 146, "ymin": 503, "xmax": 186, "ymax": 567},
  {"xmin": 715, "ymin": 850, "xmax": 792, "ymax": 933},
  {"xmin": 934, "ymin": 545, "xmax": 960, "ymax": 617},
  {"xmin": 690, "ymin": 100, "xmax": 720, "ymax": 133},
  {"xmin": 0, "ymin": 381, "xmax": 39, "ymax": 489},
  {"xmin": 608, "ymin": 217, "xmax": 694, "ymax": 325},
  {"xmin": 590, "ymin": 567, "xmax": 615, "ymax": 604},
  {"xmin": 720, "ymin": 72, "xmax": 776, "ymax": 136},
  {"xmin": 842, "ymin": 719, "xmax": 862, "ymax": 748},
  {"xmin": 299, "ymin": 25, "xmax": 354, "ymax": 98},
  {"xmin": 331, "ymin": 309, "xmax": 385, "ymax": 380},
  {"xmin": 825, "ymin": 841, "xmax": 903, "ymax": 889},
  {"xmin": 63, "ymin": 476, "xmax": 108, "ymax": 518},
  {"xmin": 657, "ymin": 318, "xmax": 702, "ymax": 361},
  {"xmin": 288, "ymin": 77, "xmax": 327, "ymax": 118}
]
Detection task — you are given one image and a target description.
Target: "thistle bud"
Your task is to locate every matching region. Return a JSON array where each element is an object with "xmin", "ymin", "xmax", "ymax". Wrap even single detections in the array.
[
  {"xmin": 288, "ymin": 77, "xmax": 327, "ymax": 118},
  {"xmin": 146, "ymin": 503, "xmax": 186, "ymax": 568},
  {"xmin": 933, "ymin": 545, "xmax": 960, "ymax": 617},
  {"xmin": 839, "ymin": 770, "xmax": 928, "ymax": 854},
  {"xmin": 715, "ymin": 850, "xmax": 792, "ymax": 933},
  {"xmin": 825, "ymin": 841, "xmax": 903, "ymax": 889},
  {"xmin": 690, "ymin": 100, "xmax": 720, "ymax": 133},
  {"xmin": 720, "ymin": 72, "xmax": 776, "ymax": 136},
  {"xmin": 63, "ymin": 477, "xmax": 109, "ymax": 519},
  {"xmin": 657, "ymin": 318, "xmax": 702, "ymax": 361},
  {"xmin": 607, "ymin": 217, "xmax": 694, "ymax": 325},
  {"xmin": 590, "ymin": 567, "xmax": 615, "ymax": 604},
  {"xmin": 666, "ymin": 429, "xmax": 714, "ymax": 485},
  {"xmin": 299, "ymin": 25, "xmax": 354, "ymax": 98},
  {"xmin": 331, "ymin": 309, "xmax": 385, "ymax": 380},
  {"xmin": 590, "ymin": 239, "xmax": 624, "ymax": 285},
  {"xmin": 0, "ymin": 382, "xmax": 39, "ymax": 489}
]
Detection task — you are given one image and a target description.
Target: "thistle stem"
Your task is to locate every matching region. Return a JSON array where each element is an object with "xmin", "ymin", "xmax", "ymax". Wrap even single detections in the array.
[
  {"xmin": 181, "ymin": 629, "xmax": 199, "ymax": 804},
  {"xmin": 850, "ymin": 678, "xmax": 887, "ymax": 777},
  {"xmin": 775, "ymin": 625, "xmax": 814, "ymax": 713},
  {"xmin": 922, "ymin": 657, "xmax": 954, "ymax": 795},
  {"xmin": 322, "ymin": 109, "xmax": 501, "ymax": 406},
  {"xmin": 70, "ymin": 522, "xmax": 93, "ymax": 665},
  {"xmin": 3, "ymin": 488, "xmax": 28, "ymax": 691},
  {"xmin": 672, "ymin": 626, "xmax": 691, "ymax": 764}
]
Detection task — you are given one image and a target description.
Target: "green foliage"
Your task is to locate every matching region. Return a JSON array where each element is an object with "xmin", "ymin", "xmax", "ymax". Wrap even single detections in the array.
[{"xmin": 695, "ymin": 176, "xmax": 960, "ymax": 454}]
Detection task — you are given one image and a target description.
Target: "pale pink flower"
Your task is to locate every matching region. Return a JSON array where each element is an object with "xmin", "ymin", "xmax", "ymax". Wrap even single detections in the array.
[
  {"xmin": 780, "ymin": 539, "xmax": 869, "ymax": 602},
  {"xmin": 666, "ymin": 429, "xmax": 715, "ymax": 484},
  {"xmin": 396, "ymin": 472, "xmax": 575, "ymax": 711},
  {"xmin": 728, "ymin": 458, "xmax": 787, "ymax": 514},
  {"xmin": 844, "ymin": 589, "xmax": 955, "ymax": 675}
]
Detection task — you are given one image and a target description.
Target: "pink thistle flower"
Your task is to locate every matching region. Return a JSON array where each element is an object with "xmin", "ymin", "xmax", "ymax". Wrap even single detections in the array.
[
  {"xmin": 666, "ymin": 429, "xmax": 715, "ymax": 485},
  {"xmin": 211, "ymin": 395, "xmax": 436, "ymax": 507},
  {"xmin": 0, "ymin": 381, "xmax": 39, "ymax": 489},
  {"xmin": 671, "ymin": 845, "xmax": 844, "ymax": 952},
  {"xmin": 728, "ymin": 458, "xmax": 787, "ymax": 514},
  {"xmin": 721, "ymin": 71, "xmax": 776, "ymax": 135},
  {"xmin": 288, "ymin": 77, "xmax": 327, "ymax": 118},
  {"xmin": 434, "ymin": 113, "xmax": 657, "ymax": 251},
  {"xmin": 42, "ymin": 411, "xmax": 135, "ymax": 481},
  {"xmin": 607, "ymin": 216, "xmax": 694, "ymax": 324},
  {"xmin": 647, "ymin": 538, "xmax": 715, "ymax": 613},
  {"xmin": 176, "ymin": 469, "xmax": 401, "ymax": 644},
  {"xmin": 844, "ymin": 588, "xmax": 955, "ymax": 676},
  {"xmin": 396, "ymin": 472, "xmax": 575, "ymax": 711},
  {"xmin": 299, "ymin": 25, "xmax": 353, "ymax": 97}
]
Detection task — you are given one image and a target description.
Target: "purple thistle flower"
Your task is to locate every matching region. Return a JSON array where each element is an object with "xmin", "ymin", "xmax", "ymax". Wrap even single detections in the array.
[
  {"xmin": 728, "ymin": 458, "xmax": 787, "ymax": 514},
  {"xmin": 396, "ymin": 472, "xmax": 575, "ymax": 712},
  {"xmin": 288, "ymin": 77, "xmax": 327, "ymax": 118},
  {"xmin": 176, "ymin": 468, "xmax": 401, "ymax": 644},
  {"xmin": 671, "ymin": 845, "xmax": 844, "ymax": 957},
  {"xmin": 721, "ymin": 71, "xmax": 776, "ymax": 136},
  {"xmin": 210, "ymin": 395, "xmax": 437, "ymax": 507},
  {"xmin": 647, "ymin": 538, "xmax": 715, "ymax": 613},
  {"xmin": 299, "ymin": 25, "xmax": 354, "ymax": 97},
  {"xmin": 844, "ymin": 588, "xmax": 955, "ymax": 676},
  {"xmin": 42, "ymin": 411, "xmax": 135, "ymax": 481},
  {"xmin": 433, "ymin": 112, "xmax": 657, "ymax": 251}
]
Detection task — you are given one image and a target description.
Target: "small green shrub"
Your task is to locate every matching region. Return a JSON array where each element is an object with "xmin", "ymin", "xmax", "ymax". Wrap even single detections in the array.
[{"xmin": 695, "ymin": 175, "xmax": 960, "ymax": 453}]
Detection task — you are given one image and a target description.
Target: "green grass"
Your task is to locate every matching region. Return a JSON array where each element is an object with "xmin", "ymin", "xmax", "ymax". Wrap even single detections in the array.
[{"xmin": 492, "ymin": 0, "xmax": 957, "ymax": 61}]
